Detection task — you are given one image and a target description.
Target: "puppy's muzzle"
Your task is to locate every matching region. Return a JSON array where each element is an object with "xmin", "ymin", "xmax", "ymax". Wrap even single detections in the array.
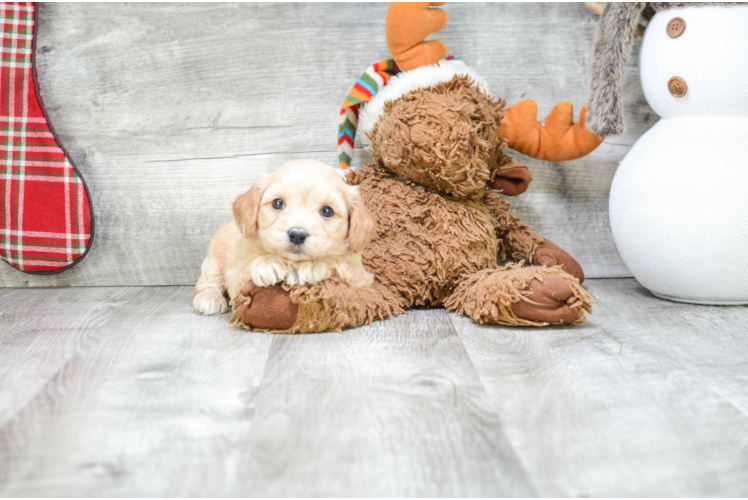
[{"xmin": 287, "ymin": 227, "xmax": 309, "ymax": 246}]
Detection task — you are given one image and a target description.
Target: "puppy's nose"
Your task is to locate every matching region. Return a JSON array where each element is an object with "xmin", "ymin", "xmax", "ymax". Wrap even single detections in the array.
[{"xmin": 287, "ymin": 227, "xmax": 309, "ymax": 245}]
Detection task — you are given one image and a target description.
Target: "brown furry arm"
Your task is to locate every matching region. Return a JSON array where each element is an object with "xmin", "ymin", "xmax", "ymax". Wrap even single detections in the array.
[
  {"xmin": 481, "ymin": 190, "xmax": 544, "ymax": 263},
  {"xmin": 231, "ymin": 278, "xmax": 402, "ymax": 334},
  {"xmin": 502, "ymin": 222, "xmax": 545, "ymax": 263},
  {"xmin": 482, "ymin": 190, "xmax": 585, "ymax": 281}
]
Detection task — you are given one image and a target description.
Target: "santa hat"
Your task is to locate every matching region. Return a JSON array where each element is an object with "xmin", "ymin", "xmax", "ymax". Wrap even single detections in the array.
[
  {"xmin": 337, "ymin": 56, "xmax": 490, "ymax": 170},
  {"xmin": 338, "ymin": 3, "xmax": 493, "ymax": 170},
  {"xmin": 586, "ymin": 2, "xmax": 732, "ymax": 137}
]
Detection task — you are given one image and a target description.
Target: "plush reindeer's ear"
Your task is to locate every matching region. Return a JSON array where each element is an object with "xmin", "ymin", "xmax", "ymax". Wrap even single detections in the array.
[
  {"xmin": 347, "ymin": 187, "xmax": 376, "ymax": 253},
  {"xmin": 488, "ymin": 161, "xmax": 532, "ymax": 196},
  {"xmin": 232, "ymin": 174, "xmax": 268, "ymax": 239}
]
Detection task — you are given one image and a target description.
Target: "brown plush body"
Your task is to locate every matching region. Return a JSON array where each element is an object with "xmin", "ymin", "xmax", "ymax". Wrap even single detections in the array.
[{"xmin": 235, "ymin": 77, "xmax": 592, "ymax": 333}]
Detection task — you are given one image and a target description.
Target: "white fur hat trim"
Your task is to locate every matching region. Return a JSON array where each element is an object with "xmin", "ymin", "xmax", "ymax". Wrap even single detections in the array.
[{"xmin": 357, "ymin": 59, "xmax": 489, "ymax": 146}]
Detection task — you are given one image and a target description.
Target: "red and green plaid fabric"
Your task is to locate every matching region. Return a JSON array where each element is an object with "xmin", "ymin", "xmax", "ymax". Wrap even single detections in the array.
[{"xmin": 1, "ymin": 2, "xmax": 92, "ymax": 273}]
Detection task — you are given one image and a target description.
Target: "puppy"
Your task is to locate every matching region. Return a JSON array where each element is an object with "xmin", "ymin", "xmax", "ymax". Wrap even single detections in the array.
[{"xmin": 193, "ymin": 159, "xmax": 376, "ymax": 316}]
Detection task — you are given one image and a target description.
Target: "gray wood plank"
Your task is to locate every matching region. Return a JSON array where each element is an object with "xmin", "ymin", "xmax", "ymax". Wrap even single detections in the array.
[
  {"xmin": 0, "ymin": 286, "xmax": 274, "ymax": 497},
  {"xmin": 0, "ymin": 2, "xmax": 653, "ymax": 287},
  {"xmin": 0, "ymin": 290, "xmax": 533, "ymax": 497},
  {"xmin": 3, "ymin": 281, "xmax": 748, "ymax": 496},
  {"xmin": 230, "ymin": 308, "xmax": 533, "ymax": 497},
  {"xmin": 449, "ymin": 278, "xmax": 748, "ymax": 497},
  {"xmin": 0, "ymin": 287, "xmax": 140, "ymax": 426}
]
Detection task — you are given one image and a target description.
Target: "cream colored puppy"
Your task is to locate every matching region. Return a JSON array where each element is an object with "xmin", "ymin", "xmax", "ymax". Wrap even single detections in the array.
[{"xmin": 193, "ymin": 159, "xmax": 376, "ymax": 315}]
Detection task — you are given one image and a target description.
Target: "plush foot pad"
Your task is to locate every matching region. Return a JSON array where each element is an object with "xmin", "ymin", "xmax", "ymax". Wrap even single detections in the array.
[
  {"xmin": 231, "ymin": 282, "xmax": 298, "ymax": 331},
  {"xmin": 533, "ymin": 240, "xmax": 584, "ymax": 284},
  {"xmin": 511, "ymin": 273, "xmax": 586, "ymax": 324},
  {"xmin": 445, "ymin": 263, "xmax": 592, "ymax": 326}
]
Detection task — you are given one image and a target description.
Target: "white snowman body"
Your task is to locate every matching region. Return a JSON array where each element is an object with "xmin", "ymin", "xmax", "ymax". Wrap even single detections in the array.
[{"xmin": 609, "ymin": 6, "xmax": 748, "ymax": 304}]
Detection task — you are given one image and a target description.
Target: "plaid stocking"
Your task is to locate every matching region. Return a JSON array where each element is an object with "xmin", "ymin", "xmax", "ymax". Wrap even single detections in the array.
[{"xmin": 1, "ymin": 2, "xmax": 93, "ymax": 273}]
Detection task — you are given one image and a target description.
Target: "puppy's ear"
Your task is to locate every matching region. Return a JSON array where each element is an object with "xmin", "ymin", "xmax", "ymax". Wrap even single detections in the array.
[
  {"xmin": 232, "ymin": 174, "xmax": 268, "ymax": 239},
  {"xmin": 347, "ymin": 186, "xmax": 376, "ymax": 253}
]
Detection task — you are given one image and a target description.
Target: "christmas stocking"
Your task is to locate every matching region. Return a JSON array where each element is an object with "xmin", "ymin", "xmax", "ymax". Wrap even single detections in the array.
[{"xmin": 1, "ymin": 2, "xmax": 93, "ymax": 273}]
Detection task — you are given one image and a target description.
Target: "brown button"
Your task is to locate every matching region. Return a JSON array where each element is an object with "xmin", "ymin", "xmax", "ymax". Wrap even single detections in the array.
[
  {"xmin": 667, "ymin": 17, "xmax": 686, "ymax": 38},
  {"xmin": 668, "ymin": 77, "xmax": 687, "ymax": 97}
]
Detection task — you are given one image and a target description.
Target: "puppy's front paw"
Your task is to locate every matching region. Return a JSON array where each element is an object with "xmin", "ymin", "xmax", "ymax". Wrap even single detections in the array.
[
  {"xmin": 292, "ymin": 262, "xmax": 331, "ymax": 286},
  {"xmin": 193, "ymin": 288, "xmax": 228, "ymax": 315},
  {"xmin": 249, "ymin": 257, "xmax": 287, "ymax": 287}
]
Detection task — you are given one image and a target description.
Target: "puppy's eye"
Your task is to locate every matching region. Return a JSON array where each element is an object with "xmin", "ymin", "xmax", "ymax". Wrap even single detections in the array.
[
  {"xmin": 320, "ymin": 206, "xmax": 334, "ymax": 218},
  {"xmin": 272, "ymin": 199, "xmax": 284, "ymax": 210}
]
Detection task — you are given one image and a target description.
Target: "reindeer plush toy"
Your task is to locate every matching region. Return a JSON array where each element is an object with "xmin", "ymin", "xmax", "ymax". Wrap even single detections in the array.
[{"xmin": 233, "ymin": 2, "xmax": 603, "ymax": 332}]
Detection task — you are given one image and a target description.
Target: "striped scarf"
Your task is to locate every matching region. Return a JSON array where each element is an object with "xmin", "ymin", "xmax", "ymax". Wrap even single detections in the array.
[
  {"xmin": 337, "ymin": 56, "xmax": 459, "ymax": 170},
  {"xmin": 337, "ymin": 59, "xmax": 400, "ymax": 170}
]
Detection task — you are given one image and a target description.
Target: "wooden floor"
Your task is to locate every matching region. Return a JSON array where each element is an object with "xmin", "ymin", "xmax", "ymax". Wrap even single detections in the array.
[{"xmin": 2, "ymin": 279, "xmax": 748, "ymax": 497}]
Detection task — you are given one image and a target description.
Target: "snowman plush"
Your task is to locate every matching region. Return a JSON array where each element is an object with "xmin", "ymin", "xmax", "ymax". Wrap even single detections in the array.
[{"xmin": 587, "ymin": 3, "xmax": 748, "ymax": 304}]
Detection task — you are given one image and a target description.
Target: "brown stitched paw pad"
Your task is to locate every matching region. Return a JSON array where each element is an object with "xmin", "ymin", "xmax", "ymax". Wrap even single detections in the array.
[
  {"xmin": 237, "ymin": 282, "xmax": 298, "ymax": 331},
  {"xmin": 511, "ymin": 274, "xmax": 583, "ymax": 324},
  {"xmin": 533, "ymin": 240, "xmax": 585, "ymax": 284}
]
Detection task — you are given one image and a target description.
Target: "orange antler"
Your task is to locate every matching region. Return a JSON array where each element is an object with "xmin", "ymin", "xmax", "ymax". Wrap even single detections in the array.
[
  {"xmin": 499, "ymin": 100, "xmax": 604, "ymax": 162},
  {"xmin": 386, "ymin": 2, "xmax": 448, "ymax": 72}
]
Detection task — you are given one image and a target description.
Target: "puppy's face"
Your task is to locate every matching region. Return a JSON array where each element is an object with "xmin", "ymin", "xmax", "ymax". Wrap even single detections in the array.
[
  {"xmin": 233, "ymin": 160, "xmax": 375, "ymax": 261},
  {"xmin": 258, "ymin": 174, "xmax": 350, "ymax": 261}
]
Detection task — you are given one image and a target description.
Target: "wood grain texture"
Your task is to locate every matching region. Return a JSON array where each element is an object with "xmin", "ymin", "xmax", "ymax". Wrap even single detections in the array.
[
  {"xmin": 1, "ymin": 281, "xmax": 748, "ymax": 495},
  {"xmin": 451, "ymin": 279, "xmax": 748, "ymax": 497},
  {"xmin": 0, "ymin": 287, "xmax": 274, "ymax": 496},
  {"xmin": 0, "ymin": 289, "xmax": 532, "ymax": 496},
  {"xmin": 230, "ymin": 309, "xmax": 533, "ymax": 497},
  {"xmin": 0, "ymin": 2, "xmax": 656, "ymax": 287},
  {"xmin": 0, "ymin": 287, "xmax": 140, "ymax": 426}
]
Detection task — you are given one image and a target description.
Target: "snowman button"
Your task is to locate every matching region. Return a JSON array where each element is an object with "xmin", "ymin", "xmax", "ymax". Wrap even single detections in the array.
[
  {"xmin": 667, "ymin": 17, "xmax": 686, "ymax": 38},
  {"xmin": 668, "ymin": 77, "xmax": 687, "ymax": 97}
]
